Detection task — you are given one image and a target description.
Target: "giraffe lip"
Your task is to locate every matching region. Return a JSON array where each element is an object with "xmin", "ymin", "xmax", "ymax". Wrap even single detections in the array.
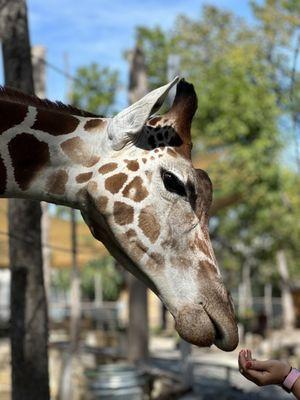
[
  {"xmin": 174, "ymin": 303, "xmax": 238, "ymax": 351},
  {"xmin": 175, "ymin": 304, "xmax": 215, "ymax": 348},
  {"xmin": 201, "ymin": 303, "xmax": 239, "ymax": 351}
]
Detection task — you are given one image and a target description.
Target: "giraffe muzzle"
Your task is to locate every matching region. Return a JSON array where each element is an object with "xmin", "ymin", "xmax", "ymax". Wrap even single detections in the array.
[{"xmin": 175, "ymin": 295, "xmax": 238, "ymax": 351}]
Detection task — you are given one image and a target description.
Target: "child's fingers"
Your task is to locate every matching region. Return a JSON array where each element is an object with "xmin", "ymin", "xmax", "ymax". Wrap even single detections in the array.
[
  {"xmin": 238, "ymin": 350, "xmax": 248, "ymax": 370},
  {"xmin": 246, "ymin": 360, "xmax": 269, "ymax": 372}
]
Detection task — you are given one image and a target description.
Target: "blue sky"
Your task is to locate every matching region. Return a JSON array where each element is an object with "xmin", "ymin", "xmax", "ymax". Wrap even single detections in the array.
[
  {"xmin": 23, "ymin": 0, "xmax": 255, "ymax": 109},
  {"xmin": 0, "ymin": 0, "xmax": 297, "ymax": 167}
]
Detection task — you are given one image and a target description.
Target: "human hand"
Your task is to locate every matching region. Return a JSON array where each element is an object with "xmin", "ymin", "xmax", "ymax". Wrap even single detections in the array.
[{"xmin": 238, "ymin": 348, "xmax": 291, "ymax": 386}]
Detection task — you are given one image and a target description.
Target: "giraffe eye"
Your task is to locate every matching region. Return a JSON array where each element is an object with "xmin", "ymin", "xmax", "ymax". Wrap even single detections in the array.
[{"xmin": 161, "ymin": 169, "xmax": 187, "ymax": 197}]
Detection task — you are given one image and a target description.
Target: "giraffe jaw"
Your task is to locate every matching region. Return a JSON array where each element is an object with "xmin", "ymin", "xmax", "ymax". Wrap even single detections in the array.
[
  {"xmin": 81, "ymin": 200, "xmax": 160, "ymax": 297},
  {"xmin": 82, "ymin": 196, "xmax": 238, "ymax": 351},
  {"xmin": 86, "ymin": 209, "xmax": 239, "ymax": 351}
]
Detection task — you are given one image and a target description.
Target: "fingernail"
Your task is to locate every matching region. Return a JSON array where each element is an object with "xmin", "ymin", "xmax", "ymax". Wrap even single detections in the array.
[{"xmin": 246, "ymin": 361, "xmax": 252, "ymax": 368}]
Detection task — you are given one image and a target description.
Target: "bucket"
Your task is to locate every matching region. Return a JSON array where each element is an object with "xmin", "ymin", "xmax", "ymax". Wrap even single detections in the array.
[{"xmin": 86, "ymin": 363, "xmax": 149, "ymax": 399}]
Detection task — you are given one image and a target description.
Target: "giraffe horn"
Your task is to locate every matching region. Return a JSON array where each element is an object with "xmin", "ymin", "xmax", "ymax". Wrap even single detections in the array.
[
  {"xmin": 108, "ymin": 76, "xmax": 179, "ymax": 151},
  {"xmin": 166, "ymin": 78, "xmax": 198, "ymax": 150}
]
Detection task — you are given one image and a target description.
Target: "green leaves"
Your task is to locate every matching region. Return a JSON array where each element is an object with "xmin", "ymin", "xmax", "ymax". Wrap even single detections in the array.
[
  {"xmin": 135, "ymin": 2, "xmax": 300, "ymax": 290},
  {"xmin": 70, "ymin": 63, "xmax": 119, "ymax": 116},
  {"xmin": 81, "ymin": 257, "xmax": 123, "ymax": 302}
]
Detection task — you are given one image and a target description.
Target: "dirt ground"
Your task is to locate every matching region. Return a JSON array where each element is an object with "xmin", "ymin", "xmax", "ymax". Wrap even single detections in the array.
[{"xmin": 1, "ymin": 329, "xmax": 300, "ymax": 399}]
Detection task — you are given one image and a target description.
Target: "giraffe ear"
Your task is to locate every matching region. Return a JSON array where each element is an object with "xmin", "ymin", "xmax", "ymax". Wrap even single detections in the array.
[{"xmin": 108, "ymin": 76, "xmax": 179, "ymax": 150}]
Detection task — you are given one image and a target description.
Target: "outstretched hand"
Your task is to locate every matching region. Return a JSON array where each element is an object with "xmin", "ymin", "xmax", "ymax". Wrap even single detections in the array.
[{"xmin": 238, "ymin": 349, "xmax": 291, "ymax": 386}]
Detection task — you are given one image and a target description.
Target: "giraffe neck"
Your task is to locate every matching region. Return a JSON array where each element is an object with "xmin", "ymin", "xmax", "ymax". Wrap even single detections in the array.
[{"xmin": 0, "ymin": 99, "xmax": 108, "ymax": 208}]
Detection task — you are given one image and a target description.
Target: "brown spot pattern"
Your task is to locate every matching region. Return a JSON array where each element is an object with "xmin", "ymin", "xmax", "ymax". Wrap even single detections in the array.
[
  {"xmin": 98, "ymin": 162, "xmax": 118, "ymax": 174},
  {"xmin": 162, "ymin": 234, "xmax": 177, "ymax": 250},
  {"xmin": 97, "ymin": 196, "xmax": 108, "ymax": 213},
  {"xmin": 125, "ymin": 159, "xmax": 139, "ymax": 171},
  {"xmin": 46, "ymin": 169, "xmax": 68, "ymax": 195},
  {"xmin": 88, "ymin": 181, "xmax": 98, "ymax": 193},
  {"xmin": 32, "ymin": 109, "xmax": 80, "ymax": 135},
  {"xmin": 114, "ymin": 201, "xmax": 134, "ymax": 225},
  {"xmin": 61, "ymin": 137, "xmax": 99, "ymax": 167},
  {"xmin": 195, "ymin": 234, "xmax": 211, "ymax": 259},
  {"xmin": 0, "ymin": 155, "xmax": 7, "ymax": 194},
  {"xmin": 198, "ymin": 260, "xmax": 218, "ymax": 279},
  {"xmin": 9, "ymin": 133, "xmax": 50, "ymax": 191},
  {"xmin": 105, "ymin": 173, "xmax": 127, "ymax": 194},
  {"xmin": 76, "ymin": 171, "xmax": 93, "ymax": 183},
  {"xmin": 125, "ymin": 229, "xmax": 137, "ymax": 240},
  {"xmin": 146, "ymin": 252, "xmax": 165, "ymax": 272},
  {"xmin": 84, "ymin": 118, "xmax": 105, "ymax": 131},
  {"xmin": 138, "ymin": 206, "xmax": 160, "ymax": 243},
  {"xmin": 129, "ymin": 239, "xmax": 149, "ymax": 262},
  {"xmin": 76, "ymin": 187, "xmax": 87, "ymax": 201},
  {"xmin": 0, "ymin": 102, "xmax": 28, "ymax": 135},
  {"xmin": 122, "ymin": 176, "xmax": 149, "ymax": 202}
]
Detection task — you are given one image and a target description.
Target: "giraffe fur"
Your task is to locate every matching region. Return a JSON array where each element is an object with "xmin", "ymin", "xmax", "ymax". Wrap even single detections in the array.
[{"xmin": 0, "ymin": 78, "xmax": 238, "ymax": 351}]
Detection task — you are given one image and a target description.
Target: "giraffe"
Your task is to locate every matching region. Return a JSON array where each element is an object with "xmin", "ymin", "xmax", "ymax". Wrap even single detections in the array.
[{"xmin": 0, "ymin": 77, "xmax": 238, "ymax": 351}]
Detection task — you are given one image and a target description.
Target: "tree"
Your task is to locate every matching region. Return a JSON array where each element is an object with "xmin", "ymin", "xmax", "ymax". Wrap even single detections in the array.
[
  {"xmin": 70, "ymin": 63, "xmax": 119, "ymax": 115},
  {"xmin": 127, "ymin": 45, "xmax": 149, "ymax": 363},
  {"xmin": 136, "ymin": 26, "xmax": 170, "ymax": 91},
  {"xmin": 251, "ymin": 0, "xmax": 300, "ymax": 172},
  {"xmin": 135, "ymin": 2, "xmax": 300, "ymax": 327},
  {"xmin": 0, "ymin": 1, "xmax": 49, "ymax": 399}
]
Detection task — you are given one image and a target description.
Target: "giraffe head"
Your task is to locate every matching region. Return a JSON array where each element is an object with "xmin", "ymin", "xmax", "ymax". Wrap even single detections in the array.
[{"xmin": 81, "ymin": 77, "xmax": 238, "ymax": 351}]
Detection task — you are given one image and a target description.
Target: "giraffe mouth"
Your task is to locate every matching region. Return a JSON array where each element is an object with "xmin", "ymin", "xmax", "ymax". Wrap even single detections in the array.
[{"xmin": 174, "ymin": 301, "xmax": 238, "ymax": 351}]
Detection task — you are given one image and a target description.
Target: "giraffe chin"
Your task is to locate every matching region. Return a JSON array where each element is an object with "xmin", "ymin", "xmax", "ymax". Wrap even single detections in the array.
[{"xmin": 175, "ymin": 304, "xmax": 238, "ymax": 351}]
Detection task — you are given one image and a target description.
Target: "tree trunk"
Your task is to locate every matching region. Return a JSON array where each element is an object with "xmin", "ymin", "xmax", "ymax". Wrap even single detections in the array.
[
  {"xmin": 32, "ymin": 45, "xmax": 52, "ymax": 302},
  {"xmin": 69, "ymin": 208, "xmax": 81, "ymax": 351},
  {"xmin": 0, "ymin": 1, "xmax": 50, "ymax": 399},
  {"xmin": 127, "ymin": 46, "xmax": 149, "ymax": 362},
  {"xmin": 128, "ymin": 275, "xmax": 149, "ymax": 361},
  {"xmin": 264, "ymin": 283, "xmax": 273, "ymax": 330},
  {"xmin": 239, "ymin": 262, "xmax": 253, "ymax": 316},
  {"xmin": 41, "ymin": 202, "xmax": 51, "ymax": 301},
  {"xmin": 276, "ymin": 250, "xmax": 295, "ymax": 330},
  {"xmin": 94, "ymin": 273, "xmax": 103, "ymax": 306},
  {"xmin": 59, "ymin": 209, "xmax": 81, "ymax": 400}
]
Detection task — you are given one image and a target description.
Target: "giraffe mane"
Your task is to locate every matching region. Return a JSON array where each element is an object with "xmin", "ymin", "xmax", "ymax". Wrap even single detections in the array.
[{"xmin": 0, "ymin": 86, "xmax": 100, "ymax": 118}]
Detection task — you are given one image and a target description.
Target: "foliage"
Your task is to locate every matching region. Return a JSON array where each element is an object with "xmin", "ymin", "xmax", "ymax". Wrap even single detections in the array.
[
  {"xmin": 51, "ymin": 268, "xmax": 71, "ymax": 292},
  {"xmin": 51, "ymin": 256, "xmax": 124, "ymax": 301},
  {"xmin": 81, "ymin": 256, "xmax": 123, "ymax": 301},
  {"xmin": 70, "ymin": 63, "xmax": 119, "ymax": 115},
  {"xmin": 136, "ymin": 26, "xmax": 170, "ymax": 91},
  {"xmin": 135, "ymin": 2, "xmax": 300, "ymax": 292}
]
